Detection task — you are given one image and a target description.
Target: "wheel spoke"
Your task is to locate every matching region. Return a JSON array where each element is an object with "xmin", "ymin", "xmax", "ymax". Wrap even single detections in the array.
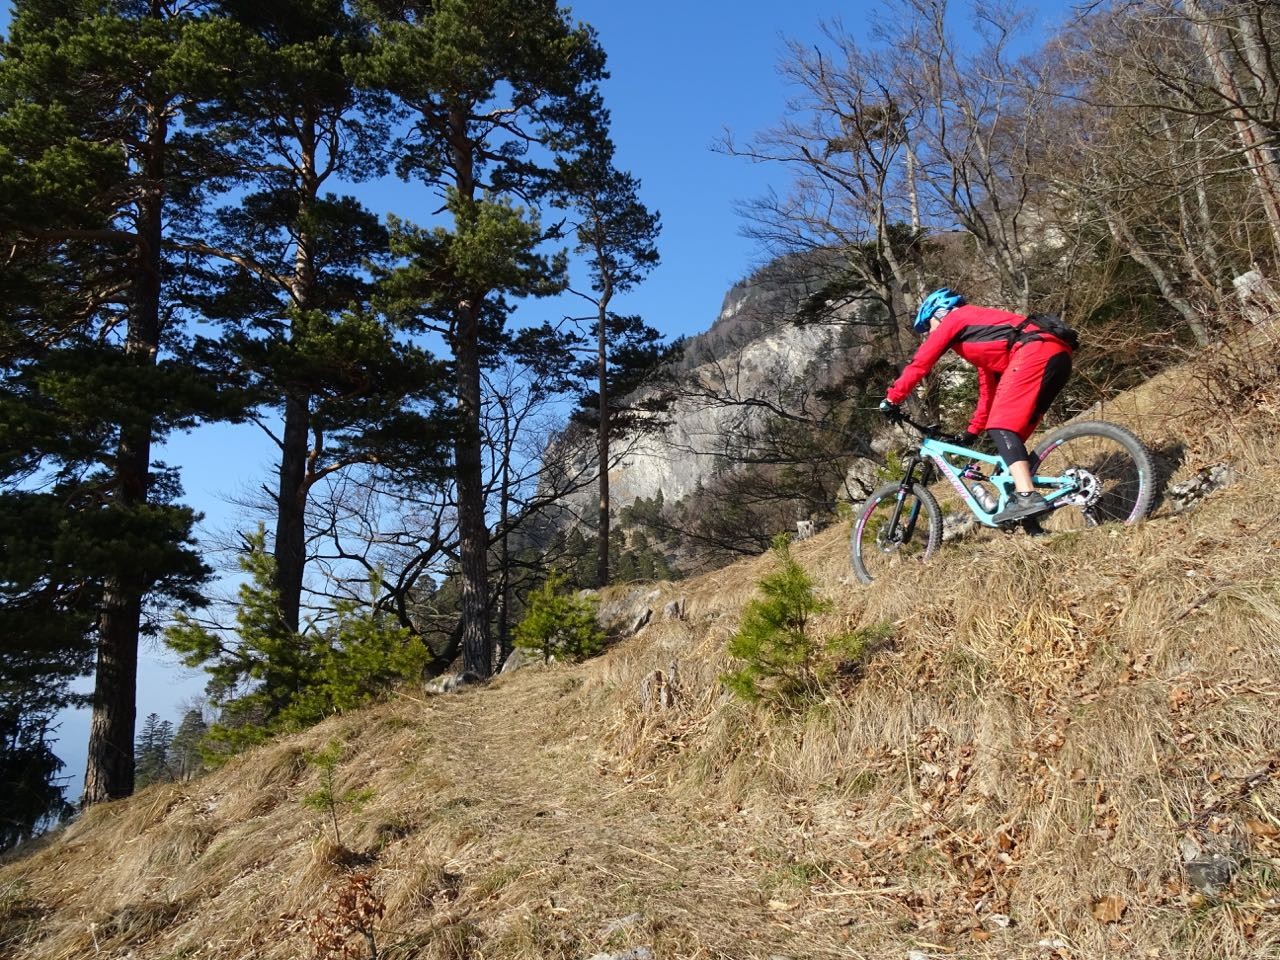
[{"xmin": 1033, "ymin": 427, "xmax": 1151, "ymax": 532}]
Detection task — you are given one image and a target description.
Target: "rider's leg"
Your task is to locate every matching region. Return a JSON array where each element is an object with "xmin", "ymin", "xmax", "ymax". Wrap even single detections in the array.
[
  {"xmin": 988, "ymin": 429, "xmax": 1034, "ymax": 492},
  {"xmin": 984, "ymin": 346, "xmax": 1073, "ymax": 524},
  {"xmin": 987, "ymin": 428, "xmax": 1051, "ymax": 523}
]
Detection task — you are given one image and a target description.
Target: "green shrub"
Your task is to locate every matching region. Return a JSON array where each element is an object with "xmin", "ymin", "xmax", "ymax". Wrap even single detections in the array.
[
  {"xmin": 166, "ymin": 528, "xmax": 429, "ymax": 760},
  {"xmin": 513, "ymin": 570, "xmax": 606, "ymax": 663},
  {"xmin": 723, "ymin": 535, "xmax": 891, "ymax": 710}
]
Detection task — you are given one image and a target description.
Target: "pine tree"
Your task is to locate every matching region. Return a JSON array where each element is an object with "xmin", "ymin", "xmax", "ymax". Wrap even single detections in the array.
[
  {"xmin": 176, "ymin": 0, "xmax": 452, "ymax": 635},
  {"xmin": 167, "ymin": 529, "xmax": 429, "ymax": 757},
  {"xmin": 360, "ymin": 0, "xmax": 610, "ymax": 678},
  {"xmin": 722, "ymin": 535, "xmax": 833, "ymax": 709},
  {"xmin": 166, "ymin": 708, "xmax": 208, "ymax": 781},
  {"xmin": 0, "ymin": 707, "xmax": 72, "ymax": 853},
  {"xmin": 556, "ymin": 137, "xmax": 666, "ymax": 587},
  {"xmin": 513, "ymin": 570, "xmax": 604, "ymax": 663},
  {"xmin": 0, "ymin": 0, "xmax": 220, "ymax": 804},
  {"xmin": 134, "ymin": 713, "xmax": 174, "ymax": 789}
]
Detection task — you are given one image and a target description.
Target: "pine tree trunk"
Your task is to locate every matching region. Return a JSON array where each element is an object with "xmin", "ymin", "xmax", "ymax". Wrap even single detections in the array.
[
  {"xmin": 455, "ymin": 300, "xmax": 492, "ymax": 677},
  {"xmin": 84, "ymin": 583, "xmax": 142, "ymax": 804},
  {"xmin": 448, "ymin": 109, "xmax": 492, "ymax": 678},
  {"xmin": 497, "ymin": 399, "xmax": 512, "ymax": 667},
  {"xmin": 274, "ymin": 116, "xmax": 319, "ymax": 634},
  {"xmin": 595, "ymin": 287, "xmax": 612, "ymax": 589},
  {"xmin": 83, "ymin": 83, "xmax": 165, "ymax": 806},
  {"xmin": 274, "ymin": 393, "xmax": 309, "ymax": 633}
]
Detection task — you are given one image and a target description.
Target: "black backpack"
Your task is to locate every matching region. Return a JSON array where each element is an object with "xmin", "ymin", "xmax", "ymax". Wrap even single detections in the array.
[{"xmin": 1009, "ymin": 312, "xmax": 1079, "ymax": 351}]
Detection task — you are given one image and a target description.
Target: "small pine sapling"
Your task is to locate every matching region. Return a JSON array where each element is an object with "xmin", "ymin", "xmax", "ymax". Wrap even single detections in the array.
[
  {"xmin": 513, "ymin": 570, "xmax": 606, "ymax": 663},
  {"xmin": 722, "ymin": 535, "xmax": 829, "ymax": 708},
  {"xmin": 301, "ymin": 740, "xmax": 374, "ymax": 849},
  {"xmin": 723, "ymin": 535, "xmax": 892, "ymax": 710}
]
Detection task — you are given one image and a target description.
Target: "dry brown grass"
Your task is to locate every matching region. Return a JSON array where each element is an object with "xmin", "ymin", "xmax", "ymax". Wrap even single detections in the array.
[{"xmin": 4, "ymin": 341, "xmax": 1280, "ymax": 960}]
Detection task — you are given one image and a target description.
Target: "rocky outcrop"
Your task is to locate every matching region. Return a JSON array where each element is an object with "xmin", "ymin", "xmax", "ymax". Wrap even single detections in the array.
[
  {"xmin": 551, "ymin": 272, "xmax": 885, "ymax": 524},
  {"xmin": 602, "ymin": 319, "xmax": 842, "ymax": 507}
]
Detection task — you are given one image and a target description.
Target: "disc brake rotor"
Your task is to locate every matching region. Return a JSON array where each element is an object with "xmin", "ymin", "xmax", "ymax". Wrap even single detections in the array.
[
  {"xmin": 1060, "ymin": 467, "xmax": 1102, "ymax": 509},
  {"xmin": 875, "ymin": 525, "xmax": 904, "ymax": 553}
]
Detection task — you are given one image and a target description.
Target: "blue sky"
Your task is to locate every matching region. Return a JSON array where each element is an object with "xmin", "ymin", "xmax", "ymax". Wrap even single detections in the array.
[{"xmin": 1, "ymin": 0, "xmax": 1071, "ymax": 797}]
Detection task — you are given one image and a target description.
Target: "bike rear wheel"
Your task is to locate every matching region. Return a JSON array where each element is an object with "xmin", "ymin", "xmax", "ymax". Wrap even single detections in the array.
[
  {"xmin": 1030, "ymin": 420, "xmax": 1155, "ymax": 532},
  {"xmin": 851, "ymin": 481, "xmax": 944, "ymax": 585}
]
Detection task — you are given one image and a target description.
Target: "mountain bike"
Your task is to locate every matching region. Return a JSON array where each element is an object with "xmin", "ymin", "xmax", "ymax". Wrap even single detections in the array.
[{"xmin": 850, "ymin": 413, "xmax": 1156, "ymax": 584}]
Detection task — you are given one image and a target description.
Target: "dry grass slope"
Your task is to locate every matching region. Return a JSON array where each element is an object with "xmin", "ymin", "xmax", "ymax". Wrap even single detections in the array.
[{"xmin": 4, "ymin": 330, "xmax": 1280, "ymax": 960}]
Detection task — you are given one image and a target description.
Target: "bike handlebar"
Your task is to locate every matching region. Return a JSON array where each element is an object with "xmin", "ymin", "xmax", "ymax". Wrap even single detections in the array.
[{"xmin": 892, "ymin": 412, "xmax": 943, "ymax": 439}]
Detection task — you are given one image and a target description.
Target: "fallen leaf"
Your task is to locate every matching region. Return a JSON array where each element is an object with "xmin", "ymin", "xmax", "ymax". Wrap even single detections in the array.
[
  {"xmin": 767, "ymin": 899, "xmax": 797, "ymax": 912},
  {"xmin": 1093, "ymin": 895, "xmax": 1128, "ymax": 923},
  {"xmin": 1245, "ymin": 818, "xmax": 1280, "ymax": 839}
]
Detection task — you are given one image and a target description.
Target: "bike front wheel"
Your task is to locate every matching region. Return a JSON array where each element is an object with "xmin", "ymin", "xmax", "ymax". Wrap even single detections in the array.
[
  {"xmin": 851, "ymin": 481, "xmax": 944, "ymax": 585},
  {"xmin": 1030, "ymin": 420, "xmax": 1156, "ymax": 532}
]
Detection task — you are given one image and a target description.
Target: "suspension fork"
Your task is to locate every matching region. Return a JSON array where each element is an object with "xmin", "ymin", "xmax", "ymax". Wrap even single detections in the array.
[{"xmin": 886, "ymin": 455, "xmax": 927, "ymax": 540}]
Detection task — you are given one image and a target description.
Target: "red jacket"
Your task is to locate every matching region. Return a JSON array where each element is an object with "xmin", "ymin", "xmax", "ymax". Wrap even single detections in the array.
[{"xmin": 886, "ymin": 305, "xmax": 1072, "ymax": 435}]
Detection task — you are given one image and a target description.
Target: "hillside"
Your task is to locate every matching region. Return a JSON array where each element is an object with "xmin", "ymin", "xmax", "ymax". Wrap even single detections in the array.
[{"xmin": 3, "ymin": 334, "xmax": 1280, "ymax": 960}]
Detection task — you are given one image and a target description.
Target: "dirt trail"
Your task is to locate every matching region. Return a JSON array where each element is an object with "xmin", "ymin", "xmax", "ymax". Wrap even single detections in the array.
[{"xmin": 405, "ymin": 675, "xmax": 848, "ymax": 959}]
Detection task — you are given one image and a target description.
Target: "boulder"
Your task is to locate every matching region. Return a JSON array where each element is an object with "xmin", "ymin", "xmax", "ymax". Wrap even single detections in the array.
[
  {"xmin": 627, "ymin": 607, "xmax": 652, "ymax": 635},
  {"xmin": 499, "ymin": 647, "xmax": 543, "ymax": 674},
  {"xmin": 423, "ymin": 671, "xmax": 482, "ymax": 695},
  {"xmin": 1168, "ymin": 463, "xmax": 1234, "ymax": 513}
]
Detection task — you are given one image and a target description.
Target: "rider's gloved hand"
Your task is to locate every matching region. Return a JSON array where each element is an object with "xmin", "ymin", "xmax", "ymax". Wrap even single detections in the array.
[
  {"xmin": 942, "ymin": 429, "xmax": 984, "ymax": 448},
  {"xmin": 879, "ymin": 399, "xmax": 903, "ymax": 422}
]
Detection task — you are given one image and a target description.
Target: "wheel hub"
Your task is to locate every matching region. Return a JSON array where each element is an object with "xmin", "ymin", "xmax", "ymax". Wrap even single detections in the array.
[
  {"xmin": 1059, "ymin": 467, "xmax": 1102, "ymax": 508},
  {"xmin": 875, "ymin": 525, "xmax": 904, "ymax": 553}
]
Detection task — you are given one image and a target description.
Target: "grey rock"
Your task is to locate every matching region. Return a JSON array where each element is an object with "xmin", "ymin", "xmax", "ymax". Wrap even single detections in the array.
[
  {"xmin": 1168, "ymin": 463, "xmax": 1235, "ymax": 513},
  {"xmin": 1179, "ymin": 836, "xmax": 1202, "ymax": 863},
  {"xmin": 662, "ymin": 597, "xmax": 686, "ymax": 620},
  {"xmin": 499, "ymin": 647, "xmax": 543, "ymax": 674},
  {"xmin": 586, "ymin": 949, "xmax": 653, "ymax": 960},
  {"xmin": 628, "ymin": 608, "xmax": 652, "ymax": 635},
  {"xmin": 423, "ymin": 671, "xmax": 482, "ymax": 695},
  {"xmin": 1185, "ymin": 854, "xmax": 1238, "ymax": 895},
  {"xmin": 1234, "ymin": 269, "xmax": 1280, "ymax": 324},
  {"xmin": 596, "ymin": 913, "xmax": 644, "ymax": 939},
  {"xmin": 844, "ymin": 456, "xmax": 884, "ymax": 499},
  {"xmin": 942, "ymin": 512, "xmax": 977, "ymax": 541},
  {"xmin": 595, "ymin": 585, "xmax": 654, "ymax": 631}
]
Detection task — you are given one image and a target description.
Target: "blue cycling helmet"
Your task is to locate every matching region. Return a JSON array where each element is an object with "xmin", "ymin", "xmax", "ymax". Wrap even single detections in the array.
[{"xmin": 913, "ymin": 288, "xmax": 966, "ymax": 333}]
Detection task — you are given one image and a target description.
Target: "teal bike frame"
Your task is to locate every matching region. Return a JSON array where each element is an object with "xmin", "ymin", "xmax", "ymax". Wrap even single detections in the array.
[{"xmin": 907, "ymin": 416, "xmax": 1083, "ymax": 527}]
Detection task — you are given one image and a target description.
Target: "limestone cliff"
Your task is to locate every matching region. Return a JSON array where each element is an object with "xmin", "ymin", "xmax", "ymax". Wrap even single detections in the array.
[{"xmin": 552, "ymin": 259, "xmax": 886, "ymax": 526}]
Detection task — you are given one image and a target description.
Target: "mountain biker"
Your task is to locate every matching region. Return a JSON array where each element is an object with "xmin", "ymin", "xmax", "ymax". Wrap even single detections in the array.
[{"xmin": 878, "ymin": 288, "xmax": 1074, "ymax": 525}]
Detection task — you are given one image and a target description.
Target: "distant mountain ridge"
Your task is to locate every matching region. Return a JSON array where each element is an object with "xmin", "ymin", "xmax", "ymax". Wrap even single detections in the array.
[{"xmin": 557, "ymin": 253, "xmax": 885, "ymax": 522}]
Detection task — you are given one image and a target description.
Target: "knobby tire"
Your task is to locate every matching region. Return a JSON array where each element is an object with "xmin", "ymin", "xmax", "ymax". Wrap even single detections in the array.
[
  {"xmin": 850, "ymin": 481, "xmax": 943, "ymax": 585},
  {"xmin": 1030, "ymin": 420, "xmax": 1156, "ymax": 530}
]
